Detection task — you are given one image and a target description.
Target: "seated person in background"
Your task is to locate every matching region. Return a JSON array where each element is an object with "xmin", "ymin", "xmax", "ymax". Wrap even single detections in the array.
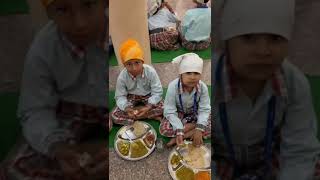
[
  {"xmin": 111, "ymin": 39, "xmax": 164, "ymax": 126},
  {"xmin": 148, "ymin": 0, "xmax": 181, "ymax": 51},
  {"xmin": 179, "ymin": 0, "xmax": 211, "ymax": 51},
  {"xmin": 147, "ymin": 0, "xmax": 162, "ymax": 18}
]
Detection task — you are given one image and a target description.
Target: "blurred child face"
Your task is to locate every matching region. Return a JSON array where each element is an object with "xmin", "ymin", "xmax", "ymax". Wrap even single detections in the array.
[
  {"xmin": 47, "ymin": 0, "xmax": 106, "ymax": 46},
  {"xmin": 227, "ymin": 33, "xmax": 288, "ymax": 81},
  {"xmin": 124, "ymin": 59, "xmax": 144, "ymax": 77},
  {"xmin": 181, "ymin": 72, "xmax": 201, "ymax": 89}
]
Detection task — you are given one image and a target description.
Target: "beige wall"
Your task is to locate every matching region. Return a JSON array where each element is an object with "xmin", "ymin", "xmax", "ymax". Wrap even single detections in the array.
[{"xmin": 109, "ymin": 0, "xmax": 151, "ymax": 66}]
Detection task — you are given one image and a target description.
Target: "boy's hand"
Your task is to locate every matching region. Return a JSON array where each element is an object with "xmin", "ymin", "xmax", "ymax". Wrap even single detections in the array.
[
  {"xmin": 192, "ymin": 129, "xmax": 203, "ymax": 147},
  {"xmin": 136, "ymin": 105, "xmax": 152, "ymax": 118},
  {"xmin": 125, "ymin": 107, "xmax": 136, "ymax": 119},
  {"xmin": 176, "ymin": 135, "xmax": 184, "ymax": 146}
]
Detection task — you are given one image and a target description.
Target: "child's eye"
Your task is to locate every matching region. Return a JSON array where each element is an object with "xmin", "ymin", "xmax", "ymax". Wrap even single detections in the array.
[
  {"xmin": 186, "ymin": 72, "xmax": 192, "ymax": 75},
  {"xmin": 135, "ymin": 61, "xmax": 141, "ymax": 65}
]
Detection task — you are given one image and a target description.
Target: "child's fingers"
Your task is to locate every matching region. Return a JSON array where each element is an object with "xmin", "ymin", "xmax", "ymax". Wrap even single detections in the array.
[
  {"xmin": 193, "ymin": 138, "xmax": 200, "ymax": 147},
  {"xmin": 176, "ymin": 135, "xmax": 184, "ymax": 145},
  {"xmin": 136, "ymin": 109, "xmax": 147, "ymax": 117}
]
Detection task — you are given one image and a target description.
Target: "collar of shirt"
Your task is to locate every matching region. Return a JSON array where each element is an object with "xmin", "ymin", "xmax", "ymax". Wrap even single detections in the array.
[
  {"xmin": 178, "ymin": 77, "xmax": 201, "ymax": 95},
  {"xmin": 216, "ymin": 54, "xmax": 288, "ymax": 103},
  {"xmin": 127, "ymin": 67, "xmax": 145, "ymax": 80}
]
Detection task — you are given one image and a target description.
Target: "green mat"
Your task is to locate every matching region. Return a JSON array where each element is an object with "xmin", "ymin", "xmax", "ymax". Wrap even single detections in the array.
[
  {"xmin": 0, "ymin": 93, "xmax": 21, "ymax": 161},
  {"xmin": 109, "ymin": 46, "xmax": 212, "ymax": 66},
  {"xmin": 0, "ymin": 0, "xmax": 29, "ymax": 15},
  {"xmin": 307, "ymin": 75, "xmax": 320, "ymax": 138},
  {"xmin": 108, "ymin": 87, "xmax": 212, "ymax": 148}
]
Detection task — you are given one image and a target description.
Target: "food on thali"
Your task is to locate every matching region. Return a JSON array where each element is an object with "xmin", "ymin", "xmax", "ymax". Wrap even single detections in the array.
[
  {"xmin": 176, "ymin": 166, "xmax": 194, "ymax": 180},
  {"xmin": 130, "ymin": 140, "xmax": 148, "ymax": 158},
  {"xmin": 143, "ymin": 132, "xmax": 155, "ymax": 148},
  {"xmin": 117, "ymin": 140, "xmax": 130, "ymax": 156},
  {"xmin": 132, "ymin": 121, "xmax": 146, "ymax": 137},
  {"xmin": 170, "ymin": 154, "xmax": 183, "ymax": 166},
  {"xmin": 195, "ymin": 171, "xmax": 211, "ymax": 180},
  {"xmin": 182, "ymin": 144, "xmax": 207, "ymax": 169}
]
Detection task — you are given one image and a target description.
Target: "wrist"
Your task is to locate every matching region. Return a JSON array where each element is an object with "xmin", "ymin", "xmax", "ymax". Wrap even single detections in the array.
[{"xmin": 176, "ymin": 129, "xmax": 184, "ymax": 136}]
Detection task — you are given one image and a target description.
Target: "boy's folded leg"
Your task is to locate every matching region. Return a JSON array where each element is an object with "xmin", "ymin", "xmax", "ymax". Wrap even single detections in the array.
[
  {"xmin": 181, "ymin": 36, "xmax": 211, "ymax": 51},
  {"xmin": 159, "ymin": 118, "xmax": 176, "ymax": 137},
  {"xmin": 146, "ymin": 101, "xmax": 164, "ymax": 120},
  {"xmin": 110, "ymin": 107, "xmax": 135, "ymax": 126},
  {"xmin": 149, "ymin": 30, "xmax": 180, "ymax": 50}
]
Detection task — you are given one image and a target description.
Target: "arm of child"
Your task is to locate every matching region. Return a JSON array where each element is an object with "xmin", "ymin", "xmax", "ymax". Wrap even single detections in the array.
[
  {"xmin": 163, "ymin": 2, "xmax": 175, "ymax": 14},
  {"xmin": 18, "ymin": 53, "xmax": 74, "ymax": 156},
  {"xmin": 278, "ymin": 64, "xmax": 320, "ymax": 179},
  {"xmin": 168, "ymin": 10, "xmax": 179, "ymax": 24},
  {"xmin": 180, "ymin": 11, "xmax": 192, "ymax": 35},
  {"xmin": 115, "ymin": 71, "xmax": 131, "ymax": 111},
  {"xmin": 147, "ymin": 66, "xmax": 163, "ymax": 107},
  {"xmin": 196, "ymin": 82, "xmax": 211, "ymax": 131},
  {"xmin": 164, "ymin": 81, "xmax": 184, "ymax": 132}
]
